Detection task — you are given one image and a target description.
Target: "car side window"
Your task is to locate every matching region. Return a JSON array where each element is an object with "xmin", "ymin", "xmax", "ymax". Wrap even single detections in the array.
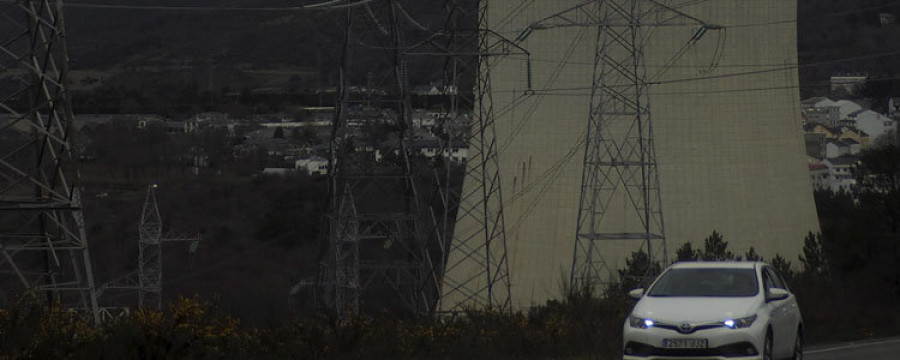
[
  {"xmin": 761, "ymin": 270, "xmax": 775, "ymax": 294},
  {"xmin": 764, "ymin": 267, "xmax": 785, "ymax": 290}
]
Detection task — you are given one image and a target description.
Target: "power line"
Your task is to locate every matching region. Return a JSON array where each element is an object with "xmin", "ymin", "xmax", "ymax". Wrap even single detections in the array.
[
  {"xmin": 483, "ymin": 49, "xmax": 900, "ymax": 96},
  {"xmin": 0, "ymin": 0, "xmax": 376, "ymax": 12}
]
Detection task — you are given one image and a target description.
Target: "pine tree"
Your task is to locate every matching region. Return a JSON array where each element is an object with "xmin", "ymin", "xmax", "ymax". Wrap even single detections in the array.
[
  {"xmin": 675, "ymin": 242, "xmax": 699, "ymax": 262},
  {"xmin": 799, "ymin": 231, "xmax": 829, "ymax": 278},
  {"xmin": 700, "ymin": 231, "xmax": 736, "ymax": 261}
]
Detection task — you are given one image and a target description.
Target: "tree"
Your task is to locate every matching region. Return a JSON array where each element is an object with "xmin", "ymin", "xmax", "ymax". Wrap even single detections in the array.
[
  {"xmin": 699, "ymin": 231, "xmax": 737, "ymax": 261},
  {"xmin": 675, "ymin": 242, "xmax": 699, "ymax": 262},
  {"xmin": 856, "ymin": 144, "xmax": 900, "ymax": 292},
  {"xmin": 616, "ymin": 250, "xmax": 662, "ymax": 293},
  {"xmin": 770, "ymin": 254, "xmax": 794, "ymax": 283},
  {"xmin": 744, "ymin": 247, "xmax": 762, "ymax": 262},
  {"xmin": 799, "ymin": 232, "xmax": 829, "ymax": 278},
  {"xmin": 857, "ymin": 145, "xmax": 900, "ymax": 232}
]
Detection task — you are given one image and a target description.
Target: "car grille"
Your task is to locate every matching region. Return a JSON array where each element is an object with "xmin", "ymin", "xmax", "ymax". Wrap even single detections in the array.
[
  {"xmin": 653, "ymin": 320, "xmax": 725, "ymax": 334},
  {"xmin": 624, "ymin": 341, "xmax": 758, "ymax": 357}
]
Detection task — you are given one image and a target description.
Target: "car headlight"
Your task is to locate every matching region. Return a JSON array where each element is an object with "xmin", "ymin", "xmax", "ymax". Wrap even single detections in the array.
[
  {"xmin": 723, "ymin": 314, "xmax": 757, "ymax": 329},
  {"xmin": 629, "ymin": 315, "xmax": 655, "ymax": 329}
]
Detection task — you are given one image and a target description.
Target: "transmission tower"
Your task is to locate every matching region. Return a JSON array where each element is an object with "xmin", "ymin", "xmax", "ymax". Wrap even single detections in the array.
[
  {"xmin": 319, "ymin": 0, "xmax": 437, "ymax": 318},
  {"xmin": 404, "ymin": 0, "xmax": 533, "ymax": 313},
  {"xmin": 517, "ymin": 0, "xmax": 720, "ymax": 290},
  {"xmin": 101, "ymin": 184, "xmax": 200, "ymax": 310},
  {"xmin": 0, "ymin": 0, "xmax": 99, "ymax": 322}
]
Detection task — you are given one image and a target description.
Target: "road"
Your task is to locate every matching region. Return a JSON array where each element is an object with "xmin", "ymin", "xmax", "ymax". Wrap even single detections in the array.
[{"xmin": 806, "ymin": 337, "xmax": 900, "ymax": 360}]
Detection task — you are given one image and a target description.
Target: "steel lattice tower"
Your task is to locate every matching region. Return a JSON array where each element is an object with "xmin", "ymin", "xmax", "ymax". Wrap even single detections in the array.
[
  {"xmin": 100, "ymin": 184, "xmax": 200, "ymax": 310},
  {"xmin": 137, "ymin": 185, "xmax": 163, "ymax": 309},
  {"xmin": 429, "ymin": 0, "xmax": 524, "ymax": 313},
  {"xmin": 330, "ymin": 185, "xmax": 360, "ymax": 316},
  {"xmin": 0, "ymin": 0, "xmax": 99, "ymax": 322},
  {"xmin": 516, "ymin": 0, "xmax": 718, "ymax": 290},
  {"xmin": 320, "ymin": 0, "xmax": 437, "ymax": 317},
  {"xmin": 571, "ymin": 0, "xmax": 667, "ymax": 290}
]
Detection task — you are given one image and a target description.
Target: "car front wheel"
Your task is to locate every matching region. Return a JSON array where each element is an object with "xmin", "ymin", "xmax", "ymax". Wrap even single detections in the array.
[
  {"xmin": 763, "ymin": 330, "xmax": 773, "ymax": 360},
  {"xmin": 793, "ymin": 329, "xmax": 803, "ymax": 360}
]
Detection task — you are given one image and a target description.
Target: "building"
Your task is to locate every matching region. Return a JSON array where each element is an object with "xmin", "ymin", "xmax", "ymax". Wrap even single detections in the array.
[
  {"xmin": 837, "ymin": 128, "xmax": 870, "ymax": 149},
  {"xmin": 801, "ymin": 97, "xmax": 840, "ymax": 127},
  {"xmin": 295, "ymin": 156, "xmax": 328, "ymax": 176},
  {"xmin": 412, "ymin": 139, "xmax": 468, "ymax": 163},
  {"xmin": 804, "ymin": 133, "xmax": 826, "ymax": 158},
  {"xmin": 412, "ymin": 83, "xmax": 458, "ymax": 96},
  {"xmin": 808, "ymin": 163, "xmax": 829, "ymax": 190},
  {"xmin": 848, "ymin": 109, "xmax": 896, "ymax": 141},
  {"xmin": 802, "ymin": 106, "xmax": 840, "ymax": 127},
  {"xmin": 442, "ymin": 0, "xmax": 820, "ymax": 311},
  {"xmin": 824, "ymin": 139, "xmax": 860, "ymax": 158},
  {"xmin": 822, "ymin": 156, "xmax": 860, "ymax": 193},
  {"xmin": 833, "ymin": 99, "xmax": 864, "ymax": 121},
  {"xmin": 830, "ymin": 75, "xmax": 867, "ymax": 95}
]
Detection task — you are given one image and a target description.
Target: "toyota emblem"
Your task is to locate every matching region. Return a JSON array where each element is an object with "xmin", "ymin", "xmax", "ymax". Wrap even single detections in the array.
[{"xmin": 680, "ymin": 323, "xmax": 692, "ymax": 332}]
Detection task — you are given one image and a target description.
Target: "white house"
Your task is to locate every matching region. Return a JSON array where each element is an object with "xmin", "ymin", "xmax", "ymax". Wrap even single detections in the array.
[
  {"xmin": 800, "ymin": 97, "xmax": 858, "ymax": 127},
  {"xmin": 413, "ymin": 139, "xmax": 469, "ymax": 163},
  {"xmin": 848, "ymin": 109, "xmax": 895, "ymax": 140},
  {"xmin": 822, "ymin": 156, "xmax": 859, "ymax": 193},
  {"xmin": 375, "ymin": 138, "xmax": 469, "ymax": 163},
  {"xmin": 824, "ymin": 139, "xmax": 850, "ymax": 158},
  {"xmin": 802, "ymin": 106, "xmax": 840, "ymax": 127},
  {"xmin": 808, "ymin": 163, "xmax": 829, "ymax": 190},
  {"xmin": 801, "ymin": 97, "xmax": 838, "ymax": 109},
  {"xmin": 833, "ymin": 99, "xmax": 863, "ymax": 120},
  {"xmin": 295, "ymin": 156, "xmax": 329, "ymax": 175}
]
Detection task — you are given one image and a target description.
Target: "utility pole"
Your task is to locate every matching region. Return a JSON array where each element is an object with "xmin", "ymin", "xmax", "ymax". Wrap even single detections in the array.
[{"xmin": 0, "ymin": 0, "xmax": 99, "ymax": 323}]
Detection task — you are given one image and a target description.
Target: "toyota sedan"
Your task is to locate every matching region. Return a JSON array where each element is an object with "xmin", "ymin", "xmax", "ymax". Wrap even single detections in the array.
[{"xmin": 623, "ymin": 261, "xmax": 802, "ymax": 360}]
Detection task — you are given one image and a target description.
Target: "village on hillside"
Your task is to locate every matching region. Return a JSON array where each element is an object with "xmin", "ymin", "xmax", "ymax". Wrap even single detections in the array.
[
  {"xmin": 53, "ymin": 84, "xmax": 469, "ymax": 184},
  {"xmin": 802, "ymin": 75, "xmax": 899, "ymax": 194}
]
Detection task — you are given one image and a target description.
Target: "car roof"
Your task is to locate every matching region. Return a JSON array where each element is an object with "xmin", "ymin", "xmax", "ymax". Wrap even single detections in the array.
[{"xmin": 667, "ymin": 261, "xmax": 761, "ymax": 270}]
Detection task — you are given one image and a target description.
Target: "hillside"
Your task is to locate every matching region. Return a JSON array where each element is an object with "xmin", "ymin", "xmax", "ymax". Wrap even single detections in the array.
[
  {"xmin": 63, "ymin": 0, "xmax": 460, "ymax": 94},
  {"xmin": 798, "ymin": 0, "xmax": 900, "ymax": 100}
]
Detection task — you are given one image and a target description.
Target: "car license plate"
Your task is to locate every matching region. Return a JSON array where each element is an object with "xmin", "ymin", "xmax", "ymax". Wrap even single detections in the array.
[{"xmin": 663, "ymin": 338, "xmax": 708, "ymax": 349}]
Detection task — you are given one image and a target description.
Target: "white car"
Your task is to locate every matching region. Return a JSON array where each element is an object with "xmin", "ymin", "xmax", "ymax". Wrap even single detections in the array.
[{"xmin": 623, "ymin": 261, "xmax": 802, "ymax": 360}]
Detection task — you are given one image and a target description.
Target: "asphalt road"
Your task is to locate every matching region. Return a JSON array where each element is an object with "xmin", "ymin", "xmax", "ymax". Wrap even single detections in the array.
[{"xmin": 806, "ymin": 337, "xmax": 900, "ymax": 360}]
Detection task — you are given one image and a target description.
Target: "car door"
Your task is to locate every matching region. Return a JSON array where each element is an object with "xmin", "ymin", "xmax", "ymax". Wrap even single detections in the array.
[
  {"xmin": 769, "ymin": 267, "xmax": 802, "ymax": 355},
  {"xmin": 762, "ymin": 267, "xmax": 791, "ymax": 358}
]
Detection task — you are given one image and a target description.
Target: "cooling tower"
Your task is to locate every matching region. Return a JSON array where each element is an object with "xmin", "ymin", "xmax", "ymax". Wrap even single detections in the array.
[{"xmin": 442, "ymin": 0, "xmax": 820, "ymax": 310}]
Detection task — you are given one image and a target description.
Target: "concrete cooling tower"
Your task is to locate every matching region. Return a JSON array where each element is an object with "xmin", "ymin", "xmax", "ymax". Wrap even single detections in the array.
[{"xmin": 441, "ymin": 0, "xmax": 820, "ymax": 311}]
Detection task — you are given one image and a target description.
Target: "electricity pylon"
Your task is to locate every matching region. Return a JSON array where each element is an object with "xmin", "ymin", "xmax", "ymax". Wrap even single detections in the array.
[
  {"xmin": 101, "ymin": 184, "xmax": 200, "ymax": 310},
  {"xmin": 318, "ymin": 0, "xmax": 436, "ymax": 318},
  {"xmin": 519, "ymin": 0, "xmax": 721, "ymax": 290},
  {"xmin": 404, "ymin": 0, "xmax": 532, "ymax": 313},
  {"xmin": 0, "ymin": 0, "xmax": 99, "ymax": 323}
]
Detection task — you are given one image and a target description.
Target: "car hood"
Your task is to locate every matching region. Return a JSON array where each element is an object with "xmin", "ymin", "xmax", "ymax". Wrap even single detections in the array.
[{"xmin": 631, "ymin": 296, "xmax": 759, "ymax": 324}]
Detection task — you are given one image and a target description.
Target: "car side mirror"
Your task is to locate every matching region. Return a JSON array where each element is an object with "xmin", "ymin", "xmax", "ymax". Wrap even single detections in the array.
[
  {"xmin": 766, "ymin": 288, "xmax": 790, "ymax": 302},
  {"xmin": 628, "ymin": 288, "xmax": 644, "ymax": 299}
]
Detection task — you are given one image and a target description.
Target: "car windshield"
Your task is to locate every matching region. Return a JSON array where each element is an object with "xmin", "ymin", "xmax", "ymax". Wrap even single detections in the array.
[{"xmin": 647, "ymin": 268, "xmax": 759, "ymax": 297}]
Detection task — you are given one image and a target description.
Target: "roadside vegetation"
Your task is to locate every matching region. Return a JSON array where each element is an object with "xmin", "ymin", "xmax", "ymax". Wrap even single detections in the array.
[
  {"xmin": 3, "ymin": 219, "xmax": 899, "ymax": 359},
  {"xmin": 3, "ymin": 132, "xmax": 900, "ymax": 359}
]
